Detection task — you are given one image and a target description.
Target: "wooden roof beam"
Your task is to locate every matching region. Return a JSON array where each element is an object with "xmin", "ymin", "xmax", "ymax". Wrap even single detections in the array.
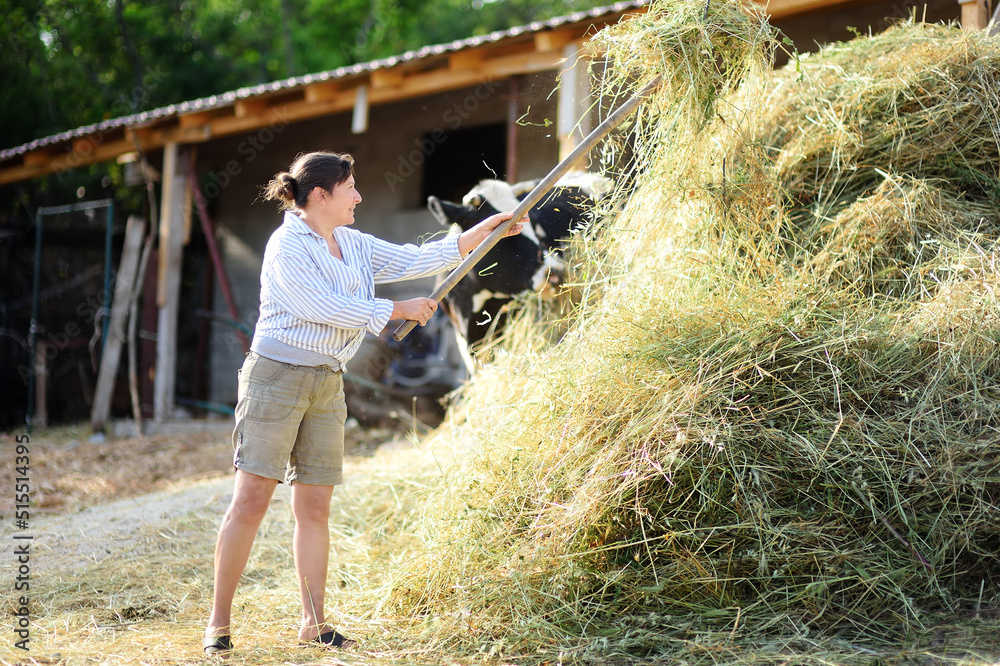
[
  {"xmin": 0, "ymin": 134, "xmax": 139, "ymax": 185},
  {"xmin": 124, "ymin": 125, "xmax": 156, "ymax": 151},
  {"xmin": 234, "ymin": 98, "xmax": 269, "ymax": 119},
  {"xmin": 369, "ymin": 67, "xmax": 483, "ymax": 103},
  {"xmin": 0, "ymin": 163, "xmax": 48, "ymax": 186},
  {"xmin": 756, "ymin": 0, "xmax": 858, "ymax": 19},
  {"xmin": 178, "ymin": 109, "xmax": 218, "ymax": 129},
  {"xmin": 449, "ymin": 49, "xmax": 484, "ymax": 71},
  {"xmin": 23, "ymin": 149, "xmax": 57, "ymax": 168},
  {"xmin": 534, "ymin": 29, "xmax": 576, "ymax": 53},
  {"xmin": 304, "ymin": 80, "xmax": 340, "ymax": 103},
  {"xmin": 483, "ymin": 49, "xmax": 564, "ymax": 78},
  {"xmin": 371, "ymin": 68, "xmax": 404, "ymax": 89}
]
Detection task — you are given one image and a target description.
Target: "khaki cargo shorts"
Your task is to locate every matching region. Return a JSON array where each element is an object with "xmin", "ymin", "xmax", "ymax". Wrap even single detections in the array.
[{"xmin": 232, "ymin": 351, "xmax": 347, "ymax": 485}]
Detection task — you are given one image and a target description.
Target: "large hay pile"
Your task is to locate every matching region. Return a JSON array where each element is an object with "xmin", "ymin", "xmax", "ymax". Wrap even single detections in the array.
[{"xmin": 364, "ymin": 3, "xmax": 1000, "ymax": 663}]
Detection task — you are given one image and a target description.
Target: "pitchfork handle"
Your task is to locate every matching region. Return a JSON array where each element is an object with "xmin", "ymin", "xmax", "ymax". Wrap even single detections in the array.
[{"xmin": 393, "ymin": 74, "xmax": 662, "ymax": 341}]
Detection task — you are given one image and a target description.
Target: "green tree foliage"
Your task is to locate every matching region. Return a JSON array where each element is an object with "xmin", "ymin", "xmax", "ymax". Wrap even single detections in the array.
[
  {"xmin": 2, "ymin": 0, "xmax": 296, "ymax": 146},
  {"xmin": 395, "ymin": 0, "xmax": 612, "ymax": 50},
  {"xmin": 4, "ymin": 0, "xmax": 612, "ymax": 147},
  {"xmin": 0, "ymin": 0, "xmax": 612, "ymax": 213}
]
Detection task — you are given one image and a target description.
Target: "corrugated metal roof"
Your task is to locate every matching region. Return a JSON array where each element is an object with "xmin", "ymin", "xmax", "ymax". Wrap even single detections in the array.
[{"xmin": 1, "ymin": 1, "xmax": 646, "ymax": 161}]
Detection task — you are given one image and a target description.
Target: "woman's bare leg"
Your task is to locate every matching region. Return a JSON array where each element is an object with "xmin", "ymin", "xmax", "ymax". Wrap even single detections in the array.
[
  {"xmin": 205, "ymin": 470, "xmax": 279, "ymax": 639},
  {"xmin": 290, "ymin": 482, "xmax": 335, "ymax": 641}
]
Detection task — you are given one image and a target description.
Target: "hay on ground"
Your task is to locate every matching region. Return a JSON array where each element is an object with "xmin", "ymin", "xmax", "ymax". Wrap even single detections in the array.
[
  {"xmin": 6, "ymin": 4, "xmax": 1000, "ymax": 665},
  {"xmin": 361, "ymin": 9, "xmax": 1000, "ymax": 664}
]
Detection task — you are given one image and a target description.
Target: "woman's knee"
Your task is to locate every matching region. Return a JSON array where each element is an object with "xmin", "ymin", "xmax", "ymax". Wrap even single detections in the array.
[
  {"xmin": 228, "ymin": 492, "xmax": 271, "ymax": 524},
  {"xmin": 293, "ymin": 505, "xmax": 330, "ymax": 525},
  {"xmin": 227, "ymin": 473, "xmax": 278, "ymax": 523},
  {"xmin": 291, "ymin": 485, "xmax": 334, "ymax": 524}
]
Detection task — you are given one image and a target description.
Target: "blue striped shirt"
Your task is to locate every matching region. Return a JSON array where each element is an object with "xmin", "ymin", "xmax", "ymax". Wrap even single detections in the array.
[{"xmin": 251, "ymin": 211, "xmax": 462, "ymax": 367}]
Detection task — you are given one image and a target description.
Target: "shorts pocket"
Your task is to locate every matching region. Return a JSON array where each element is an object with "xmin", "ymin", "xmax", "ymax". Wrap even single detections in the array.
[
  {"xmin": 333, "ymin": 395, "xmax": 348, "ymax": 426},
  {"xmin": 244, "ymin": 359, "xmax": 302, "ymax": 423}
]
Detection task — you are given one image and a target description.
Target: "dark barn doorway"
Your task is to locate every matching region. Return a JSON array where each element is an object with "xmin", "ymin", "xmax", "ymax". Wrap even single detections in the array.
[{"xmin": 422, "ymin": 123, "xmax": 506, "ymax": 205}]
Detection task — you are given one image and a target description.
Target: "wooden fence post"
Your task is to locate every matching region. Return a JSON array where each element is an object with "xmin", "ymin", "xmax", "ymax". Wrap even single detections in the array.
[
  {"xmin": 154, "ymin": 143, "xmax": 191, "ymax": 421},
  {"xmin": 90, "ymin": 215, "xmax": 147, "ymax": 433}
]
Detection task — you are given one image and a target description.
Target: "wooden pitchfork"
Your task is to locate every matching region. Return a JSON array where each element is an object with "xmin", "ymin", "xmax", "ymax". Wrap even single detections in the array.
[{"xmin": 393, "ymin": 74, "xmax": 662, "ymax": 341}]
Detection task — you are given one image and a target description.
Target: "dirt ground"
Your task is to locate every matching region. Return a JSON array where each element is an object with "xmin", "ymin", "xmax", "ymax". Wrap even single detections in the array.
[
  {"xmin": 1, "ymin": 421, "xmax": 399, "ymax": 517},
  {"xmin": 0, "ymin": 420, "xmax": 430, "ymax": 666},
  {"xmin": 2, "ymin": 423, "xmax": 997, "ymax": 666}
]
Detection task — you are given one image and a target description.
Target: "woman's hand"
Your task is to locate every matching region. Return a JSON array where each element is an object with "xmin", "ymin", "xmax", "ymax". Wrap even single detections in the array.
[
  {"xmin": 458, "ymin": 211, "xmax": 527, "ymax": 257},
  {"xmin": 391, "ymin": 297, "xmax": 438, "ymax": 326}
]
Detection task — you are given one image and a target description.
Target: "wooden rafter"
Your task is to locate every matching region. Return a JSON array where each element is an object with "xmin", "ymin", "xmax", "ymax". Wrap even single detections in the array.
[
  {"xmin": 756, "ymin": 0, "xmax": 857, "ymax": 19},
  {"xmin": 370, "ymin": 69, "xmax": 404, "ymax": 89},
  {"xmin": 304, "ymin": 81, "xmax": 340, "ymax": 103},
  {"xmin": 448, "ymin": 50, "xmax": 483, "ymax": 71},
  {"xmin": 534, "ymin": 29, "xmax": 576, "ymax": 53}
]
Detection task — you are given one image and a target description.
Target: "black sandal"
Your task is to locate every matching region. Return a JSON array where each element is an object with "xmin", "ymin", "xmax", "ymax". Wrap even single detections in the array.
[
  {"xmin": 203, "ymin": 634, "xmax": 233, "ymax": 656},
  {"xmin": 309, "ymin": 630, "xmax": 357, "ymax": 649}
]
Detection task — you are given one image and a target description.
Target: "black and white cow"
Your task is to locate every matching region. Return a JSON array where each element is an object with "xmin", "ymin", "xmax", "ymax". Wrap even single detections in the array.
[{"xmin": 427, "ymin": 171, "xmax": 612, "ymax": 371}]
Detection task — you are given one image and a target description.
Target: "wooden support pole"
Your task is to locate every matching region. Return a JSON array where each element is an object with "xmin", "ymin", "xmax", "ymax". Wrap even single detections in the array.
[
  {"xmin": 187, "ymin": 164, "xmax": 250, "ymax": 354},
  {"xmin": 557, "ymin": 42, "xmax": 593, "ymax": 168},
  {"xmin": 141, "ymin": 251, "xmax": 158, "ymax": 417},
  {"xmin": 352, "ymin": 84, "xmax": 370, "ymax": 134},
  {"xmin": 33, "ymin": 341, "xmax": 49, "ymax": 428},
  {"xmin": 154, "ymin": 143, "xmax": 190, "ymax": 421},
  {"xmin": 960, "ymin": 0, "xmax": 992, "ymax": 29},
  {"xmin": 507, "ymin": 76, "xmax": 520, "ymax": 181},
  {"xmin": 90, "ymin": 215, "xmax": 147, "ymax": 433}
]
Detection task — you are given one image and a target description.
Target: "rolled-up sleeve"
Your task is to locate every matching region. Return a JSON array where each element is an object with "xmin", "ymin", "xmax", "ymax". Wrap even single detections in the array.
[
  {"xmin": 266, "ymin": 250, "xmax": 394, "ymax": 336},
  {"xmin": 370, "ymin": 232, "xmax": 462, "ymax": 283}
]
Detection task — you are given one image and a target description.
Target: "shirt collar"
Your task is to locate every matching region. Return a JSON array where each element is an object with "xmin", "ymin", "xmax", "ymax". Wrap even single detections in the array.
[{"xmin": 283, "ymin": 210, "xmax": 324, "ymax": 241}]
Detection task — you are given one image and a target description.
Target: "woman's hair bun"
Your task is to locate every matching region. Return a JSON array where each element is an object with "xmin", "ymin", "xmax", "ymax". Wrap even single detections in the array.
[{"xmin": 263, "ymin": 171, "xmax": 298, "ymax": 208}]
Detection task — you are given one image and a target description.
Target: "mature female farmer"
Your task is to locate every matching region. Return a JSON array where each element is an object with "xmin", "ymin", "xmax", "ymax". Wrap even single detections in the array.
[{"xmin": 203, "ymin": 151, "xmax": 523, "ymax": 655}]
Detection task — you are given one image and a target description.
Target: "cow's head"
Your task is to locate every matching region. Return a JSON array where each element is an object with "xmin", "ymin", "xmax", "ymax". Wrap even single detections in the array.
[
  {"xmin": 427, "ymin": 179, "xmax": 515, "ymax": 230},
  {"xmin": 426, "ymin": 196, "xmax": 492, "ymax": 231},
  {"xmin": 427, "ymin": 179, "xmax": 566, "ymax": 292}
]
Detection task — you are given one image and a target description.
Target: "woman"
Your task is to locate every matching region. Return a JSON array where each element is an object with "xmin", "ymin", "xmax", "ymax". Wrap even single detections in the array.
[{"xmin": 203, "ymin": 151, "xmax": 523, "ymax": 655}]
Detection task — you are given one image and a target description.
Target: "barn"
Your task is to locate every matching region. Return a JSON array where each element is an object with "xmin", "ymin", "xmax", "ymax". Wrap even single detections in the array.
[{"xmin": 0, "ymin": 0, "xmax": 984, "ymax": 430}]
